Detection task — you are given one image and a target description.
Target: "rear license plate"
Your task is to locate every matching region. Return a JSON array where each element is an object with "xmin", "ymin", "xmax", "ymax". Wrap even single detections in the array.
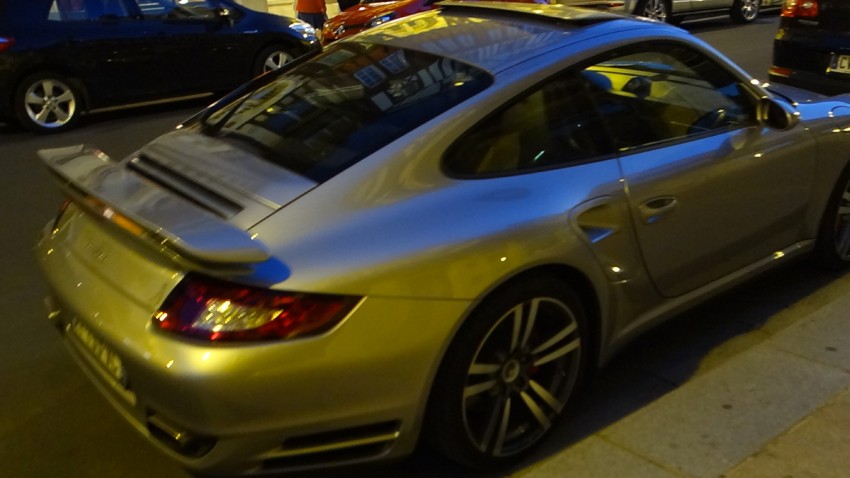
[
  {"xmin": 69, "ymin": 319, "xmax": 129, "ymax": 389},
  {"xmin": 828, "ymin": 54, "xmax": 850, "ymax": 74}
]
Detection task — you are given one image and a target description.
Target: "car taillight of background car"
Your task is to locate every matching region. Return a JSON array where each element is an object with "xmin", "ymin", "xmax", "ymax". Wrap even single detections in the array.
[
  {"xmin": 782, "ymin": 0, "xmax": 818, "ymax": 17},
  {"xmin": 0, "ymin": 36, "xmax": 13, "ymax": 52}
]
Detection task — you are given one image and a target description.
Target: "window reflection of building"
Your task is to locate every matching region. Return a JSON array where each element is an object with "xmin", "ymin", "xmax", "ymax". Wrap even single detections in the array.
[
  {"xmin": 225, "ymin": 41, "xmax": 460, "ymax": 142},
  {"xmin": 209, "ymin": 40, "xmax": 490, "ymax": 181}
]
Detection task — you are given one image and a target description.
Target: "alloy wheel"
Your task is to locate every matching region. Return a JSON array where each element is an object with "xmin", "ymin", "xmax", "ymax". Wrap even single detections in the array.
[
  {"xmin": 23, "ymin": 78, "xmax": 77, "ymax": 130},
  {"xmin": 262, "ymin": 50, "xmax": 293, "ymax": 73},
  {"xmin": 640, "ymin": 0, "xmax": 668, "ymax": 22},
  {"xmin": 832, "ymin": 181, "xmax": 850, "ymax": 260},
  {"xmin": 461, "ymin": 297, "xmax": 582, "ymax": 457},
  {"xmin": 740, "ymin": 0, "xmax": 759, "ymax": 21}
]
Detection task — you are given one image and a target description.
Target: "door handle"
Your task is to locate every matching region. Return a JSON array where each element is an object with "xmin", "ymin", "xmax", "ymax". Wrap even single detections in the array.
[{"xmin": 638, "ymin": 196, "xmax": 677, "ymax": 224}]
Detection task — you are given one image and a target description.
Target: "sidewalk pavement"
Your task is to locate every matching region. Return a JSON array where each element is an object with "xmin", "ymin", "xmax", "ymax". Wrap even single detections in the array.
[{"xmin": 513, "ymin": 266, "xmax": 850, "ymax": 478}]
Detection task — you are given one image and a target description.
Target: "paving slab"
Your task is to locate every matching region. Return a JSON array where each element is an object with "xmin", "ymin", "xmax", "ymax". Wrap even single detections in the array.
[
  {"xmin": 513, "ymin": 436, "xmax": 679, "ymax": 478},
  {"xmin": 724, "ymin": 387, "xmax": 850, "ymax": 478},
  {"xmin": 599, "ymin": 346, "xmax": 850, "ymax": 478},
  {"xmin": 768, "ymin": 289, "xmax": 850, "ymax": 372}
]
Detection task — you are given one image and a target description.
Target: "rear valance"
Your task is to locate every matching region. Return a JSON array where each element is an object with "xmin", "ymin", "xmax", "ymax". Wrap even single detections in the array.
[{"xmin": 39, "ymin": 145, "xmax": 271, "ymax": 264}]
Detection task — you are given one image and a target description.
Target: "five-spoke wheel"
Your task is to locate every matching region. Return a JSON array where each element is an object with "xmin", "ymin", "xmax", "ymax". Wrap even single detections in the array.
[
  {"xmin": 254, "ymin": 46, "xmax": 294, "ymax": 76},
  {"xmin": 426, "ymin": 277, "xmax": 588, "ymax": 468},
  {"xmin": 15, "ymin": 73, "xmax": 81, "ymax": 133},
  {"xmin": 731, "ymin": 0, "xmax": 760, "ymax": 24},
  {"xmin": 635, "ymin": 0, "xmax": 670, "ymax": 23}
]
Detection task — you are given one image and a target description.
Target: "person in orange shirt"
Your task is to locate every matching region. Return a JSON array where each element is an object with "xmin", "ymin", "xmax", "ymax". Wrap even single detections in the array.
[{"xmin": 295, "ymin": 0, "xmax": 327, "ymax": 30}]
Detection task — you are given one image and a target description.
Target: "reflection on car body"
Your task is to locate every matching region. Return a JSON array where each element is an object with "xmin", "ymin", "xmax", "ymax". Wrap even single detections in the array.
[{"xmin": 37, "ymin": 2, "xmax": 850, "ymax": 475}]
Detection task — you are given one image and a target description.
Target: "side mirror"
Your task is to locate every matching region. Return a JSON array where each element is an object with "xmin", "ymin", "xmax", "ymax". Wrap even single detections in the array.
[
  {"xmin": 216, "ymin": 7, "xmax": 235, "ymax": 27},
  {"xmin": 757, "ymin": 96, "xmax": 800, "ymax": 130}
]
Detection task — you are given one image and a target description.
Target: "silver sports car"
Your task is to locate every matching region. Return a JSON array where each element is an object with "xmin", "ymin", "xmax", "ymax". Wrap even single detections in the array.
[{"xmin": 37, "ymin": 2, "xmax": 850, "ymax": 475}]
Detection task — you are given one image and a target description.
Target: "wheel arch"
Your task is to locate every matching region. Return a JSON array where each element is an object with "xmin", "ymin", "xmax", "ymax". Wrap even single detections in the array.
[
  {"xmin": 435, "ymin": 262, "xmax": 603, "ymax": 382},
  {"xmin": 251, "ymin": 37, "xmax": 314, "ymax": 76},
  {"xmin": 416, "ymin": 262, "xmax": 603, "ymax": 463},
  {"xmin": 814, "ymin": 154, "xmax": 850, "ymax": 267}
]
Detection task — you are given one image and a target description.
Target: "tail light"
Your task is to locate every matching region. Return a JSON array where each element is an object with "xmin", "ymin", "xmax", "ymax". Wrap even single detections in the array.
[
  {"xmin": 0, "ymin": 36, "xmax": 13, "ymax": 53},
  {"xmin": 153, "ymin": 274, "xmax": 361, "ymax": 342},
  {"xmin": 769, "ymin": 66, "xmax": 793, "ymax": 77},
  {"xmin": 782, "ymin": 0, "xmax": 819, "ymax": 18}
]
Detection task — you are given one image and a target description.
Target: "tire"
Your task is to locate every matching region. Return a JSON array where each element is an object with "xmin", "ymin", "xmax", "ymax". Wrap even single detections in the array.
[
  {"xmin": 815, "ymin": 166, "xmax": 850, "ymax": 269},
  {"xmin": 253, "ymin": 45, "xmax": 295, "ymax": 77},
  {"xmin": 14, "ymin": 72, "xmax": 82, "ymax": 133},
  {"xmin": 634, "ymin": 0, "xmax": 671, "ymax": 23},
  {"xmin": 730, "ymin": 0, "xmax": 760, "ymax": 24},
  {"xmin": 424, "ymin": 276, "xmax": 589, "ymax": 469}
]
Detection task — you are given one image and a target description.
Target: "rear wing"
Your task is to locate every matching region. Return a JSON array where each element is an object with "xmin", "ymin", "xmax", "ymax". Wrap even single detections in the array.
[{"xmin": 39, "ymin": 145, "xmax": 271, "ymax": 265}]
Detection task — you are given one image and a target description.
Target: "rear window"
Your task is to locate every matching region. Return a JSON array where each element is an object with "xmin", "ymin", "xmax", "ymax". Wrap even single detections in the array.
[{"xmin": 200, "ymin": 41, "xmax": 492, "ymax": 182}]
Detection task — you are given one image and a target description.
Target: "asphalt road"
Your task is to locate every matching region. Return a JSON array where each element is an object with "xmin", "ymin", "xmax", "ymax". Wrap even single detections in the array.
[{"xmin": 0, "ymin": 13, "xmax": 824, "ymax": 478}]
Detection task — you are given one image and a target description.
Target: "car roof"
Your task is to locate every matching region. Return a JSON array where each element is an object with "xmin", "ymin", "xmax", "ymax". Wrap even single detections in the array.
[{"xmin": 355, "ymin": 1, "xmax": 664, "ymax": 73}]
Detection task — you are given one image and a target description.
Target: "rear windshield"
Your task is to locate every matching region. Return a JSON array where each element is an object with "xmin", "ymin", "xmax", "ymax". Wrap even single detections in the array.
[{"xmin": 200, "ymin": 41, "xmax": 492, "ymax": 182}]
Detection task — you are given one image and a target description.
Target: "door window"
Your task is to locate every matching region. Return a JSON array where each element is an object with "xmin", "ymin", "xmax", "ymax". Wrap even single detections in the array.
[
  {"xmin": 49, "ymin": 0, "xmax": 130, "ymax": 20},
  {"xmin": 444, "ymin": 72, "xmax": 614, "ymax": 176},
  {"xmin": 580, "ymin": 42, "xmax": 757, "ymax": 152},
  {"xmin": 133, "ymin": 0, "xmax": 219, "ymax": 18}
]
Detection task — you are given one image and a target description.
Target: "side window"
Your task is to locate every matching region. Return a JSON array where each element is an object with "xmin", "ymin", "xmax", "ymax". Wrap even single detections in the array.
[
  {"xmin": 48, "ymin": 0, "xmax": 87, "ymax": 21},
  {"xmin": 581, "ymin": 42, "xmax": 756, "ymax": 151},
  {"xmin": 134, "ymin": 0, "xmax": 217, "ymax": 19},
  {"xmin": 49, "ymin": 0, "xmax": 130, "ymax": 21},
  {"xmin": 445, "ymin": 72, "xmax": 614, "ymax": 176}
]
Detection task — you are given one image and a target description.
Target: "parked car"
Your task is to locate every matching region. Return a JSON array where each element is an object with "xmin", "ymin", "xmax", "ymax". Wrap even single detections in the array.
[
  {"xmin": 321, "ymin": 0, "xmax": 537, "ymax": 44},
  {"xmin": 560, "ymin": 0, "xmax": 783, "ymax": 24},
  {"xmin": 322, "ymin": 0, "xmax": 435, "ymax": 44},
  {"xmin": 0, "ymin": 0, "xmax": 320, "ymax": 133},
  {"xmin": 770, "ymin": 0, "xmax": 850, "ymax": 95},
  {"xmin": 37, "ymin": 1, "xmax": 850, "ymax": 475}
]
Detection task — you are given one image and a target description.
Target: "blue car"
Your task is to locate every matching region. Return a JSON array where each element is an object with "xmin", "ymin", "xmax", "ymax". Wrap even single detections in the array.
[{"xmin": 0, "ymin": 0, "xmax": 320, "ymax": 133}]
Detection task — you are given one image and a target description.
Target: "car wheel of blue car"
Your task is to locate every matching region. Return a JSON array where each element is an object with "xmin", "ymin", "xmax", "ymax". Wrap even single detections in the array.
[
  {"xmin": 254, "ymin": 45, "xmax": 295, "ymax": 77},
  {"xmin": 425, "ymin": 276, "xmax": 589, "ymax": 468},
  {"xmin": 14, "ymin": 72, "xmax": 82, "ymax": 134}
]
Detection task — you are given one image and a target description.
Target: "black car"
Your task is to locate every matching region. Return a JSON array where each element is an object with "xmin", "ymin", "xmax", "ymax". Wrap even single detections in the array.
[
  {"xmin": 771, "ymin": 0, "xmax": 850, "ymax": 95},
  {"xmin": 0, "ymin": 0, "xmax": 320, "ymax": 133}
]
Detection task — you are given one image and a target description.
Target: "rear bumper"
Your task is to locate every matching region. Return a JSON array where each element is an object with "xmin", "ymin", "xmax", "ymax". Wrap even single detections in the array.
[
  {"xmin": 772, "ymin": 26, "xmax": 850, "ymax": 96},
  {"xmin": 769, "ymin": 69, "xmax": 850, "ymax": 97},
  {"xmin": 36, "ymin": 208, "xmax": 470, "ymax": 474}
]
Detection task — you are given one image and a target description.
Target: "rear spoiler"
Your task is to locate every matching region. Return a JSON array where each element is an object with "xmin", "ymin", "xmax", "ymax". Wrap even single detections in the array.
[{"xmin": 39, "ymin": 145, "xmax": 271, "ymax": 265}]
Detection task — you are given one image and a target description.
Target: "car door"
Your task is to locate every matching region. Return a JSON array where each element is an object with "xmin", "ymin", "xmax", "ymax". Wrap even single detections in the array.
[
  {"xmin": 130, "ymin": 0, "xmax": 250, "ymax": 95},
  {"xmin": 45, "ymin": 0, "xmax": 161, "ymax": 105},
  {"xmin": 671, "ymin": 0, "xmax": 693, "ymax": 14},
  {"xmin": 686, "ymin": 0, "xmax": 727, "ymax": 12},
  {"xmin": 582, "ymin": 41, "xmax": 817, "ymax": 298}
]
